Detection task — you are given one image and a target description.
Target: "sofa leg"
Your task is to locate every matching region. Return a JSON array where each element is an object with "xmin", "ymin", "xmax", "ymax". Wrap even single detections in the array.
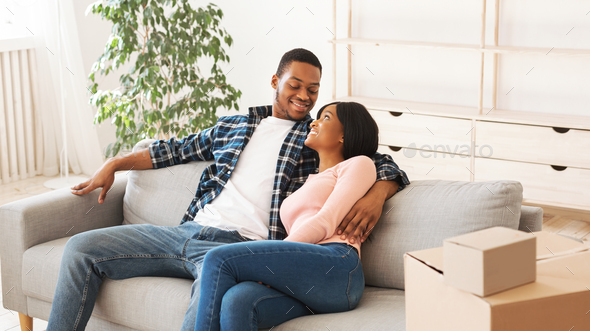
[{"xmin": 18, "ymin": 313, "xmax": 33, "ymax": 331}]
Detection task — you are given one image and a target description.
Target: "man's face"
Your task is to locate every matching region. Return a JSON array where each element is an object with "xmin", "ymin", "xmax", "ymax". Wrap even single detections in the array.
[{"xmin": 271, "ymin": 61, "xmax": 321, "ymax": 121}]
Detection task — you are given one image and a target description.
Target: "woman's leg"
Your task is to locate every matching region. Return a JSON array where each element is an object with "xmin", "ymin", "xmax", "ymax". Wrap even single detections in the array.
[
  {"xmin": 194, "ymin": 241, "xmax": 364, "ymax": 331},
  {"xmin": 219, "ymin": 281, "xmax": 311, "ymax": 331}
]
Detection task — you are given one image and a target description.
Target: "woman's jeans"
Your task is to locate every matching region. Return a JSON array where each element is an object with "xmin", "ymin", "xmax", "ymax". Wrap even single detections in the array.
[
  {"xmin": 47, "ymin": 221, "xmax": 251, "ymax": 331},
  {"xmin": 195, "ymin": 241, "xmax": 365, "ymax": 331}
]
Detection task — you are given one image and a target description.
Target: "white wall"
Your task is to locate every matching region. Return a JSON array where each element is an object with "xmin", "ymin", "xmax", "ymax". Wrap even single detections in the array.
[
  {"xmin": 73, "ymin": 0, "xmax": 335, "ymax": 152},
  {"xmin": 70, "ymin": 0, "xmax": 590, "ymax": 151}
]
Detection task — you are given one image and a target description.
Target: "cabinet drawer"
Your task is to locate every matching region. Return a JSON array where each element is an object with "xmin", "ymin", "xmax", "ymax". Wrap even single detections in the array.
[
  {"xmin": 476, "ymin": 121, "xmax": 590, "ymax": 169},
  {"xmin": 474, "ymin": 157, "xmax": 590, "ymax": 208},
  {"xmin": 369, "ymin": 110, "xmax": 473, "ymax": 156},
  {"xmin": 377, "ymin": 145, "xmax": 471, "ymax": 182}
]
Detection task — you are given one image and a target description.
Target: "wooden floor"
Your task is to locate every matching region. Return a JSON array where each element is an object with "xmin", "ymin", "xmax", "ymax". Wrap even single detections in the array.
[
  {"xmin": 541, "ymin": 214, "xmax": 590, "ymax": 245},
  {"xmin": 1, "ymin": 175, "xmax": 590, "ymax": 330}
]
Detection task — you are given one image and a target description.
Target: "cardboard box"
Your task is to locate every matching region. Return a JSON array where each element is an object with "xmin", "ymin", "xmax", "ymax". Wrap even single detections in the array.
[
  {"xmin": 405, "ymin": 231, "xmax": 590, "ymax": 331},
  {"xmin": 443, "ymin": 226, "xmax": 536, "ymax": 297}
]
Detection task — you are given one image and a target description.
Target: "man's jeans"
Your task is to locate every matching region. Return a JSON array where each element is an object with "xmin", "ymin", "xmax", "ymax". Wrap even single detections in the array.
[
  {"xmin": 47, "ymin": 221, "xmax": 250, "ymax": 331},
  {"xmin": 195, "ymin": 242, "xmax": 365, "ymax": 331}
]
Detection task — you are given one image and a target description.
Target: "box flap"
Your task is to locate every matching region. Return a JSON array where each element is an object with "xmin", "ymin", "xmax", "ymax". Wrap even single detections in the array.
[
  {"xmin": 534, "ymin": 231, "xmax": 590, "ymax": 260},
  {"xmin": 444, "ymin": 226, "xmax": 533, "ymax": 251},
  {"xmin": 482, "ymin": 250, "xmax": 590, "ymax": 306},
  {"xmin": 406, "ymin": 247, "xmax": 444, "ymax": 273}
]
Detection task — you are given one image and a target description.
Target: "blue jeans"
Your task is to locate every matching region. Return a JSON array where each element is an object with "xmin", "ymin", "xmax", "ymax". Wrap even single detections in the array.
[
  {"xmin": 218, "ymin": 281, "xmax": 311, "ymax": 329},
  {"xmin": 47, "ymin": 221, "xmax": 251, "ymax": 331},
  {"xmin": 195, "ymin": 242, "xmax": 365, "ymax": 331}
]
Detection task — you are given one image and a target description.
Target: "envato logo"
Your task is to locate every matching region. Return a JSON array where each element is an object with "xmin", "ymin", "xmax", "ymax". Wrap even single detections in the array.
[{"xmin": 402, "ymin": 143, "xmax": 493, "ymax": 158}]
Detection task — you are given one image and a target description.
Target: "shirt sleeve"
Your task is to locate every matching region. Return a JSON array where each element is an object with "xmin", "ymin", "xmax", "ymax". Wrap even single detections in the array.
[
  {"xmin": 284, "ymin": 156, "xmax": 377, "ymax": 244},
  {"xmin": 148, "ymin": 126, "xmax": 216, "ymax": 169},
  {"xmin": 370, "ymin": 151, "xmax": 411, "ymax": 193}
]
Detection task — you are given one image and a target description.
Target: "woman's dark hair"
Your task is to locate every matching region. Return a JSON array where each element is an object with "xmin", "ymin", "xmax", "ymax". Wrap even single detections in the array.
[
  {"xmin": 316, "ymin": 101, "xmax": 379, "ymax": 160},
  {"xmin": 276, "ymin": 48, "xmax": 322, "ymax": 78}
]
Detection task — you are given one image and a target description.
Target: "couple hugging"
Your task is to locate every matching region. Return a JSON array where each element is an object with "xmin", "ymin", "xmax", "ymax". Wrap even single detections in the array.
[{"xmin": 47, "ymin": 48, "xmax": 410, "ymax": 331}]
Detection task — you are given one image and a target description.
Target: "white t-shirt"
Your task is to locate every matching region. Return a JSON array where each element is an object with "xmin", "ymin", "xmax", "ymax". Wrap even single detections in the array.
[{"xmin": 193, "ymin": 116, "xmax": 297, "ymax": 240}]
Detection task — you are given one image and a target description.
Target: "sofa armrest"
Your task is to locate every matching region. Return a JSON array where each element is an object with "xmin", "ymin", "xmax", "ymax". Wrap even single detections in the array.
[
  {"xmin": 518, "ymin": 205, "xmax": 543, "ymax": 233},
  {"xmin": 0, "ymin": 173, "xmax": 127, "ymax": 314}
]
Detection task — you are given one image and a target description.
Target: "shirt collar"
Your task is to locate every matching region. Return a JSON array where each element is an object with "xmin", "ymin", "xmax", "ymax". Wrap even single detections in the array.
[{"xmin": 249, "ymin": 105, "xmax": 313, "ymax": 123}]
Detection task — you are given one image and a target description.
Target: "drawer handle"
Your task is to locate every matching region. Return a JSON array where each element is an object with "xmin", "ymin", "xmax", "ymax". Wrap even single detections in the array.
[
  {"xmin": 389, "ymin": 111, "xmax": 403, "ymax": 117},
  {"xmin": 550, "ymin": 165, "xmax": 567, "ymax": 171},
  {"xmin": 388, "ymin": 146, "xmax": 402, "ymax": 152},
  {"xmin": 552, "ymin": 127, "xmax": 570, "ymax": 134}
]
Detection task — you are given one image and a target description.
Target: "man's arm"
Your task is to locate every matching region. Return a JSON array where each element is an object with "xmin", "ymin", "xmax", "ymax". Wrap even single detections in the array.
[
  {"xmin": 336, "ymin": 152, "xmax": 410, "ymax": 243},
  {"xmin": 72, "ymin": 124, "xmax": 218, "ymax": 204}
]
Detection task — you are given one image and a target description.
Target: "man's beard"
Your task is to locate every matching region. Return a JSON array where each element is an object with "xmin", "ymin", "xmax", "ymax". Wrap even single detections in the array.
[{"xmin": 274, "ymin": 88, "xmax": 298, "ymax": 121}]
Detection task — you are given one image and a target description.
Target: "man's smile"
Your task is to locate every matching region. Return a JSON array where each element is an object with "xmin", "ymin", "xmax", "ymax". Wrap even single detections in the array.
[{"xmin": 290, "ymin": 100, "xmax": 309, "ymax": 111}]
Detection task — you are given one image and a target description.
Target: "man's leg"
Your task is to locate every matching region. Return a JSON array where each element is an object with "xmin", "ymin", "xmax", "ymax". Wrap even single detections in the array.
[
  {"xmin": 181, "ymin": 278, "xmax": 202, "ymax": 331},
  {"xmin": 219, "ymin": 281, "xmax": 311, "ymax": 331},
  {"xmin": 47, "ymin": 221, "xmax": 237, "ymax": 331}
]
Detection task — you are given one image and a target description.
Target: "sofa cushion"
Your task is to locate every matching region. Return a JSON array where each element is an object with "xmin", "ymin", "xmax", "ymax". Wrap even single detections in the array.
[
  {"xmin": 22, "ymin": 237, "xmax": 192, "ymax": 330},
  {"xmin": 22, "ymin": 237, "xmax": 405, "ymax": 330},
  {"xmin": 123, "ymin": 139, "xmax": 214, "ymax": 227},
  {"xmin": 361, "ymin": 180, "xmax": 523, "ymax": 290},
  {"xmin": 22, "ymin": 237, "xmax": 69, "ymax": 303},
  {"xmin": 261, "ymin": 286, "xmax": 406, "ymax": 331}
]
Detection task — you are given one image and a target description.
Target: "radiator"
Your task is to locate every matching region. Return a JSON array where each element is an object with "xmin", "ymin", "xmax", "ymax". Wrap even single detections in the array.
[{"xmin": 0, "ymin": 38, "xmax": 43, "ymax": 184}]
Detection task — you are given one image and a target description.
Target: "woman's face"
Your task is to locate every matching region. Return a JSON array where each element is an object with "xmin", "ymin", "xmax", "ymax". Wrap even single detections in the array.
[{"xmin": 304, "ymin": 105, "xmax": 344, "ymax": 153}]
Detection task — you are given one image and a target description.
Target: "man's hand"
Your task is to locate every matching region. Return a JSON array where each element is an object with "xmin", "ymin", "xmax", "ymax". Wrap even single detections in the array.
[
  {"xmin": 70, "ymin": 147, "xmax": 154, "ymax": 204},
  {"xmin": 337, "ymin": 180, "xmax": 400, "ymax": 243},
  {"xmin": 71, "ymin": 159, "xmax": 117, "ymax": 204}
]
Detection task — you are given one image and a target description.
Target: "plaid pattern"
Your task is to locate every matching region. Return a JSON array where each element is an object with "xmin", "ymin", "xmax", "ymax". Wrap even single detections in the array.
[{"xmin": 149, "ymin": 105, "xmax": 410, "ymax": 240}]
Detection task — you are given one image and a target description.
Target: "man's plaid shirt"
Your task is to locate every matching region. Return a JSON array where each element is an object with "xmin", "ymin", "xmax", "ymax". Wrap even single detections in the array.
[{"xmin": 149, "ymin": 105, "xmax": 410, "ymax": 240}]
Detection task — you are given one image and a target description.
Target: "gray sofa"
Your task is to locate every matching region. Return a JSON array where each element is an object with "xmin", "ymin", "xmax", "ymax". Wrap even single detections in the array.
[{"xmin": 0, "ymin": 140, "xmax": 543, "ymax": 330}]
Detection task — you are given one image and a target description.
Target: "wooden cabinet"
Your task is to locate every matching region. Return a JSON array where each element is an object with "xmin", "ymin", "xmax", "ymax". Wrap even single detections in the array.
[
  {"xmin": 373, "ymin": 106, "xmax": 590, "ymax": 212},
  {"xmin": 377, "ymin": 145, "xmax": 471, "ymax": 182},
  {"xmin": 370, "ymin": 110, "xmax": 472, "ymax": 155},
  {"xmin": 476, "ymin": 121, "xmax": 590, "ymax": 169},
  {"xmin": 475, "ymin": 157, "xmax": 590, "ymax": 208},
  {"xmin": 330, "ymin": 1, "xmax": 590, "ymax": 216}
]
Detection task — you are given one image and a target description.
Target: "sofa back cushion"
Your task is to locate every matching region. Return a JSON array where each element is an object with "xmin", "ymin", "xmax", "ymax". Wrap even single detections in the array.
[
  {"xmin": 123, "ymin": 139, "xmax": 214, "ymax": 227},
  {"xmin": 124, "ymin": 141, "xmax": 524, "ymax": 291},
  {"xmin": 361, "ymin": 179, "xmax": 523, "ymax": 290}
]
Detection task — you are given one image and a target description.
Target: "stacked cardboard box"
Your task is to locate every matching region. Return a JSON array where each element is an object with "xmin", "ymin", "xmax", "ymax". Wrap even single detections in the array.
[{"xmin": 404, "ymin": 229, "xmax": 590, "ymax": 330}]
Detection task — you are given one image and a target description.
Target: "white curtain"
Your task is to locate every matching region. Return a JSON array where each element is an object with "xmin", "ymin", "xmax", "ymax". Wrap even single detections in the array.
[{"xmin": 13, "ymin": 0, "xmax": 103, "ymax": 176}]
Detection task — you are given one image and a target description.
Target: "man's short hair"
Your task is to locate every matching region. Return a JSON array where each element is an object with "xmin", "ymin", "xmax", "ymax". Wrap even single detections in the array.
[
  {"xmin": 275, "ymin": 48, "xmax": 322, "ymax": 78},
  {"xmin": 316, "ymin": 101, "xmax": 379, "ymax": 160}
]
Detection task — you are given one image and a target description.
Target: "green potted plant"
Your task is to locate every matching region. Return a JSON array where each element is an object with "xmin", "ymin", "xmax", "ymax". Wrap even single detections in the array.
[{"xmin": 87, "ymin": 0, "xmax": 242, "ymax": 156}]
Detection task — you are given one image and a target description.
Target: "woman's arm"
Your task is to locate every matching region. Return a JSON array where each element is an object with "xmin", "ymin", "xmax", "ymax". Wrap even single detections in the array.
[{"xmin": 284, "ymin": 156, "xmax": 377, "ymax": 244}]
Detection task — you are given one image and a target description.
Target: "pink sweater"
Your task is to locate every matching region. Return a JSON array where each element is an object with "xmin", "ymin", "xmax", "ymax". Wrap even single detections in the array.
[{"xmin": 281, "ymin": 156, "xmax": 377, "ymax": 256}]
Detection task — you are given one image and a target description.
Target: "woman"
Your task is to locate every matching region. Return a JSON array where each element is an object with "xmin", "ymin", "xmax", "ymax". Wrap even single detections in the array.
[{"xmin": 195, "ymin": 101, "xmax": 379, "ymax": 331}]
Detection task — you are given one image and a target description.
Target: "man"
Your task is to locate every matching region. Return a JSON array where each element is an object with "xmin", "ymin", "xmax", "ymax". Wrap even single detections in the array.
[{"xmin": 47, "ymin": 48, "xmax": 409, "ymax": 330}]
